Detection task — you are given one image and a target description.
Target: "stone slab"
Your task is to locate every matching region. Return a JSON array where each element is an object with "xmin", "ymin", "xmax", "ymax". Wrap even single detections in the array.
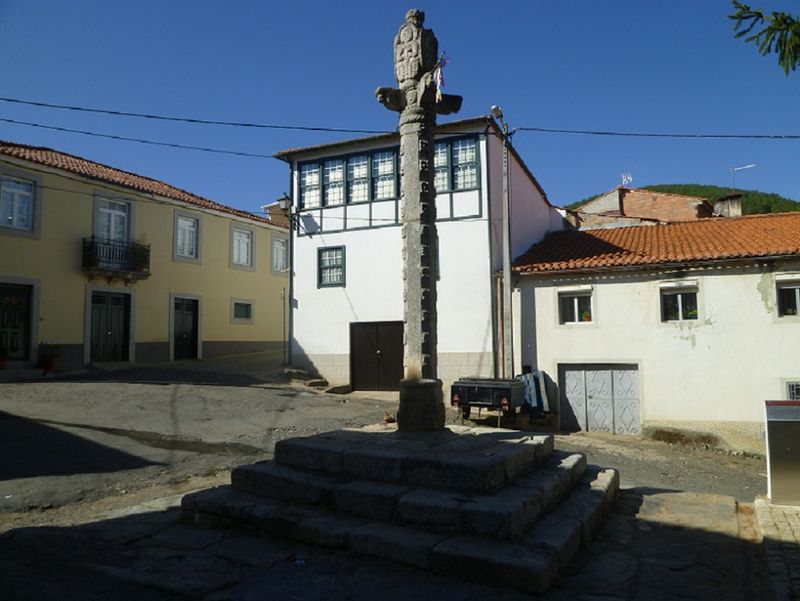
[
  {"xmin": 431, "ymin": 535, "xmax": 557, "ymax": 594},
  {"xmin": 280, "ymin": 425, "xmax": 553, "ymax": 492},
  {"xmin": 397, "ymin": 489, "xmax": 464, "ymax": 529},
  {"xmin": 231, "ymin": 462, "xmax": 341, "ymax": 506},
  {"xmin": 334, "ymin": 480, "xmax": 411, "ymax": 521},
  {"xmin": 348, "ymin": 522, "xmax": 447, "ymax": 568}
]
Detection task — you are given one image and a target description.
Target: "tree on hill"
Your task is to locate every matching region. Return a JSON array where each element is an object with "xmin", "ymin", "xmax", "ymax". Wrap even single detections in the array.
[{"xmin": 730, "ymin": 2, "xmax": 800, "ymax": 74}]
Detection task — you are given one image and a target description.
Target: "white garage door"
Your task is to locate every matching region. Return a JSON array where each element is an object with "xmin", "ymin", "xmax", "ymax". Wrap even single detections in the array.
[{"xmin": 559, "ymin": 364, "xmax": 640, "ymax": 435}]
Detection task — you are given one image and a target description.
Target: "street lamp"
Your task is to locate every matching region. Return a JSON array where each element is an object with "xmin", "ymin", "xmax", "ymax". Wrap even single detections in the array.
[
  {"xmin": 491, "ymin": 105, "xmax": 514, "ymax": 379},
  {"xmin": 273, "ymin": 194, "xmax": 293, "ymax": 366},
  {"xmin": 731, "ymin": 163, "xmax": 756, "ymax": 191}
]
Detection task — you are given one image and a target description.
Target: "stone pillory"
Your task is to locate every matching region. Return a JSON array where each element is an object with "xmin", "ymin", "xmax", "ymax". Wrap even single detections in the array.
[{"xmin": 376, "ymin": 9, "xmax": 462, "ymax": 431}]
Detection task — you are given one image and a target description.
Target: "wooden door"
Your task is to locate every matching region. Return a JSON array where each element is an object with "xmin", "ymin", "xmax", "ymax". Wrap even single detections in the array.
[
  {"xmin": 91, "ymin": 291, "xmax": 130, "ymax": 362},
  {"xmin": 0, "ymin": 284, "xmax": 31, "ymax": 360},
  {"xmin": 173, "ymin": 298, "xmax": 198, "ymax": 360},
  {"xmin": 350, "ymin": 321, "xmax": 403, "ymax": 391}
]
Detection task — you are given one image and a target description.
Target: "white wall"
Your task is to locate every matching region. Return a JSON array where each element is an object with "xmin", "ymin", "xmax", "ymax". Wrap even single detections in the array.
[
  {"xmin": 487, "ymin": 134, "xmax": 564, "ymax": 270},
  {"xmin": 520, "ymin": 262, "xmax": 800, "ymax": 450}
]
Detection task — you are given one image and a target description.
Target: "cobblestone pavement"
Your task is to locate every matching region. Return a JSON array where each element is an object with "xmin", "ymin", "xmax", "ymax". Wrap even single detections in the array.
[{"xmin": 756, "ymin": 499, "xmax": 800, "ymax": 600}]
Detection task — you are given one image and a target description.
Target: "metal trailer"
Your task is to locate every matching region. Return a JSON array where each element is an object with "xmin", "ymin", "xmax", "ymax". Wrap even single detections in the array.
[{"xmin": 450, "ymin": 377, "xmax": 525, "ymax": 426}]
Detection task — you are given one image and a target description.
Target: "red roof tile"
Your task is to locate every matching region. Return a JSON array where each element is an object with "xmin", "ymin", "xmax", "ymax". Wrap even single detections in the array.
[
  {"xmin": 514, "ymin": 213, "xmax": 800, "ymax": 274},
  {"xmin": 0, "ymin": 140, "xmax": 279, "ymax": 226}
]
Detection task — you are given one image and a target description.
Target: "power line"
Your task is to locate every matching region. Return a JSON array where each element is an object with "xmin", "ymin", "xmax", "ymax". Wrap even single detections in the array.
[
  {"xmin": 0, "ymin": 96, "xmax": 392, "ymax": 135},
  {"xmin": 2, "ymin": 96, "xmax": 799, "ymax": 140},
  {"xmin": 0, "ymin": 117, "xmax": 274, "ymax": 158},
  {"xmin": 516, "ymin": 126, "xmax": 800, "ymax": 140}
]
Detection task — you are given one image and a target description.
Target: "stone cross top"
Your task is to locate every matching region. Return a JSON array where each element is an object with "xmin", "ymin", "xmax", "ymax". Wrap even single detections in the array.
[{"xmin": 376, "ymin": 9, "xmax": 462, "ymax": 431}]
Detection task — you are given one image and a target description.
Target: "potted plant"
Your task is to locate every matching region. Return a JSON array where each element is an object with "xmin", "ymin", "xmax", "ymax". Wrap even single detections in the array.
[
  {"xmin": 0, "ymin": 346, "xmax": 8, "ymax": 369},
  {"xmin": 38, "ymin": 343, "xmax": 60, "ymax": 373}
]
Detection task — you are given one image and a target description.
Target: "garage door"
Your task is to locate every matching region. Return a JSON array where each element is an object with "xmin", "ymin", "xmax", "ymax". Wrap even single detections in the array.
[{"xmin": 559, "ymin": 364, "xmax": 640, "ymax": 435}]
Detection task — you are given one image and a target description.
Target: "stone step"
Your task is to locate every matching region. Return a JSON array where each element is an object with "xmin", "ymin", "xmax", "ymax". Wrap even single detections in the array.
[
  {"xmin": 181, "ymin": 466, "xmax": 619, "ymax": 595},
  {"xmin": 273, "ymin": 424, "xmax": 554, "ymax": 493},
  {"xmin": 230, "ymin": 450, "xmax": 586, "ymax": 540}
]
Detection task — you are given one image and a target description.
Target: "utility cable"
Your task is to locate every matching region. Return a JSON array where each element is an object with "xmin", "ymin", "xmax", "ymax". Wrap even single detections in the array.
[
  {"xmin": 0, "ymin": 96, "xmax": 392, "ymax": 134},
  {"xmin": 2, "ymin": 96, "xmax": 799, "ymax": 140},
  {"xmin": 0, "ymin": 117, "xmax": 274, "ymax": 158}
]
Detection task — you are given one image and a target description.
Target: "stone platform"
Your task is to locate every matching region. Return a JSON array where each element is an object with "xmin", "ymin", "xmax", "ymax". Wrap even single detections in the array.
[{"xmin": 181, "ymin": 424, "xmax": 619, "ymax": 594}]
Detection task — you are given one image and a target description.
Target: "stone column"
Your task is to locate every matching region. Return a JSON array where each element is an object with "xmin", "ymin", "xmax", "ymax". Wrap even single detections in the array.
[{"xmin": 376, "ymin": 9, "xmax": 461, "ymax": 431}]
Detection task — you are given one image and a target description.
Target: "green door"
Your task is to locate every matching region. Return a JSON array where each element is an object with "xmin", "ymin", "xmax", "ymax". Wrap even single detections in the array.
[
  {"xmin": 173, "ymin": 298, "xmax": 198, "ymax": 360},
  {"xmin": 91, "ymin": 291, "xmax": 130, "ymax": 362},
  {"xmin": 0, "ymin": 284, "xmax": 32, "ymax": 360}
]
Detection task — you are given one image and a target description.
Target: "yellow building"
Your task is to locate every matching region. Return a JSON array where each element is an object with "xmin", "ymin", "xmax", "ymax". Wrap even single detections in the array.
[{"xmin": 0, "ymin": 141, "xmax": 288, "ymax": 371}]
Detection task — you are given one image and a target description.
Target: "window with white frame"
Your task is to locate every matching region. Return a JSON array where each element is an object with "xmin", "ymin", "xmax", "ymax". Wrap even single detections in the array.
[
  {"xmin": 787, "ymin": 381, "xmax": 800, "ymax": 400},
  {"xmin": 432, "ymin": 138, "xmax": 479, "ymax": 193},
  {"xmin": 451, "ymin": 138, "xmax": 478, "ymax": 190},
  {"xmin": 0, "ymin": 177, "xmax": 34, "ymax": 231},
  {"xmin": 347, "ymin": 155, "xmax": 370, "ymax": 202},
  {"xmin": 660, "ymin": 288, "xmax": 698, "ymax": 321},
  {"xmin": 232, "ymin": 227, "xmax": 253, "ymax": 267},
  {"xmin": 300, "ymin": 163, "xmax": 321, "ymax": 208},
  {"xmin": 372, "ymin": 151, "xmax": 396, "ymax": 200},
  {"xmin": 299, "ymin": 150, "xmax": 399, "ymax": 208},
  {"xmin": 323, "ymin": 159, "xmax": 345, "ymax": 206},
  {"xmin": 272, "ymin": 237, "xmax": 288, "ymax": 272},
  {"xmin": 176, "ymin": 215, "xmax": 199, "ymax": 258},
  {"xmin": 434, "ymin": 142, "xmax": 450, "ymax": 192},
  {"xmin": 97, "ymin": 198, "xmax": 129, "ymax": 242},
  {"xmin": 559, "ymin": 291, "xmax": 592, "ymax": 324},
  {"xmin": 777, "ymin": 282, "xmax": 800, "ymax": 317},
  {"xmin": 318, "ymin": 246, "xmax": 345, "ymax": 287}
]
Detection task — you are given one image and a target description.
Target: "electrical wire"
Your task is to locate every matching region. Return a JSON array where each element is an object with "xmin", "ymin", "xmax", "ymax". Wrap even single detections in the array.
[
  {"xmin": 2, "ymin": 96, "xmax": 799, "ymax": 140},
  {"xmin": 0, "ymin": 96, "xmax": 392, "ymax": 134},
  {"xmin": 515, "ymin": 126, "xmax": 800, "ymax": 140},
  {"xmin": 0, "ymin": 117, "xmax": 275, "ymax": 158}
]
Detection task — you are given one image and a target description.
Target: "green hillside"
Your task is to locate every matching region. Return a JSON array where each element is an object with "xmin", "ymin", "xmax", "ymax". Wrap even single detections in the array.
[{"xmin": 565, "ymin": 184, "xmax": 800, "ymax": 215}]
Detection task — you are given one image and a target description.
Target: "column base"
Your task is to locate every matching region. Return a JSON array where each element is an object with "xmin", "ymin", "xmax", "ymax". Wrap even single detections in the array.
[{"xmin": 397, "ymin": 378, "xmax": 445, "ymax": 431}]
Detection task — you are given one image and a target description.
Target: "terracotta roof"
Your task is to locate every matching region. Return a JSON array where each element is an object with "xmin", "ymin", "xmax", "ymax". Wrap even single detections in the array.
[
  {"xmin": 0, "ymin": 140, "xmax": 279, "ymax": 226},
  {"xmin": 514, "ymin": 213, "xmax": 800, "ymax": 274}
]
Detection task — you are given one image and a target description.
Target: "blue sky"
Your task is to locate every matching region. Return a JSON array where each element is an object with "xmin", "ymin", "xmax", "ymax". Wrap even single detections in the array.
[{"xmin": 0, "ymin": 0, "xmax": 797, "ymax": 212}]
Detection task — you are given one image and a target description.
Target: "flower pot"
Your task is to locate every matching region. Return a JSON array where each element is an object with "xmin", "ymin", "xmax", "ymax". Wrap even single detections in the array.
[{"xmin": 40, "ymin": 357, "xmax": 56, "ymax": 373}]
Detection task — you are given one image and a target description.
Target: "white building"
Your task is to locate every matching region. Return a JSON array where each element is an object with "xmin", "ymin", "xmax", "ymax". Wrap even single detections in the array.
[
  {"xmin": 512, "ymin": 213, "xmax": 800, "ymax": 453},
  {"xmin": 275, "ymin": 116, "xmax": 565, "ymax": 390}
]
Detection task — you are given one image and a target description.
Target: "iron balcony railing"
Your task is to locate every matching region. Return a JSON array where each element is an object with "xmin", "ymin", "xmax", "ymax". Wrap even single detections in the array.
[{"xmin": 82, "ymin": 236, "xmax": 151, "ymax": 280}]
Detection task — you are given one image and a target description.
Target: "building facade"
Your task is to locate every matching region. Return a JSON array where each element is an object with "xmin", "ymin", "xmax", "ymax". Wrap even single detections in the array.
[
  {"xmin": 0, "ymin": 141, "xmax": 288, "ymax": 372},
  {"xmin": 275, "ymin": 116, "xmax": 565, "ymax": 389},
  {"xmin": 513, "ymin": 214, "xmax": 800, "ymax": 453}
]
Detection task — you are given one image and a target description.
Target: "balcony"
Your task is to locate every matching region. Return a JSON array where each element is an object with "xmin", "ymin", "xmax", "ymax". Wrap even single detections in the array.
[{"xmin": 82, "ymin": 236, "xmax": 151, "ymax": 282}]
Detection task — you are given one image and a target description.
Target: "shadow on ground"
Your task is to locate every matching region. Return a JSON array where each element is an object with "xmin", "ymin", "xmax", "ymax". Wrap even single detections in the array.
[
  {"xmin": 0, "ymin": 410, "xmax": 159, "ymax": 481},
  {"xmin": 52, "ymin": 367, "xmax": 289, "ymax": 388},
  {"xmin": 0, "ymin": 487, "xmax": 774, "ymax": 600}
]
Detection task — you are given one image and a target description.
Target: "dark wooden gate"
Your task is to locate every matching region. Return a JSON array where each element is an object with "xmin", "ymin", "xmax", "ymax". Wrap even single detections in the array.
[
  {"xmin": 350, "ymin": 321, "xmax": 403, "ymax": 391},
  {"xmin": 0, "ymin": 284, "xmax": 32, "ymax": 360},
  {"xmin": 91, "ymin": 291, "xmax": 130, "ymax": 362},
  {"xmin": 173, "ymin": 298, "xmax": 198, "ymax": 360}
]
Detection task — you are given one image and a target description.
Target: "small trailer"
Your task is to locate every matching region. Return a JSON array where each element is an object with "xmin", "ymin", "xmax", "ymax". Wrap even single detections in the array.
[{"xmin": 449, "ymin": 377, "xmax": 525, "ymax": 426}]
